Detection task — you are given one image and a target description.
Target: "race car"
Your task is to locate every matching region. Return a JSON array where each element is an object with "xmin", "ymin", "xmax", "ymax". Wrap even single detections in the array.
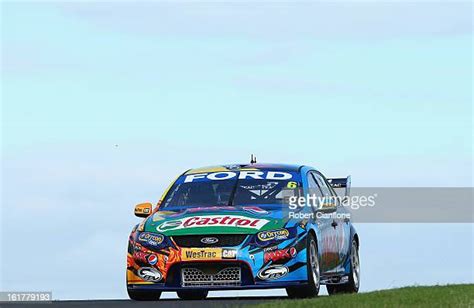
[{"xmin": 126, "ymin": 163, "xmax": 360, "ymax": 300}]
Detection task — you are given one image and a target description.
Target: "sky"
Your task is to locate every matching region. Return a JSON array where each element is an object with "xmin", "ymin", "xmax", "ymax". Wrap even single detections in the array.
[{"xmin": 1, "ymin": 0, "xmax": 473, "ymax": 300}]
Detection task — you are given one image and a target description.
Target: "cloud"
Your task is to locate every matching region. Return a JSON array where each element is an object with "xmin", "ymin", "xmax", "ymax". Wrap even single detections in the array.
[{"xmin": 56, "ymin": 2, "xmax": 472, "ymax": 40}]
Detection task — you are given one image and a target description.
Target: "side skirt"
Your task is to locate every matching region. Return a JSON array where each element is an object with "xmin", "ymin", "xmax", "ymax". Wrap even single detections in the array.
[{"xmin": 320, "ymin": 275, "xmax": 349, "ymax": 285}]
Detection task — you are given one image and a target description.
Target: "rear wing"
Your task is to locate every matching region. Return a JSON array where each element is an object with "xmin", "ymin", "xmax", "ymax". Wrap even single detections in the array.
[{"xmin": 327, "ymin": 176, "xmax": 351, "ymax": 197}]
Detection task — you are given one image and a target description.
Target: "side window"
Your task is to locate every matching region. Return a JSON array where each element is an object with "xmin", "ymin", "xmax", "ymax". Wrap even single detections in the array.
[
  {"xmin": 314, "ymin": 173, "xmax": 339, "ymax": 208},
  {"xmin": 325, "ymin": 178, "xmax": 342, "ymax": 207},
  {"xmin": 307, "ymin": 173, "xmax": 322, "ymax": 196},
  {"xmin": 314, "ymin": 173, "xmax": 331, "ymax": 197},
  {"xmin": 307, "ymin": 172, "xmax": 323, "ymax": 211}
]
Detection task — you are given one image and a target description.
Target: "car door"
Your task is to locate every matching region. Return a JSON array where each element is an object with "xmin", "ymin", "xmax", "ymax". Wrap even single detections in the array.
[
  {"xmin": 332, "ymin": 184, "xmax": 351, "ymax": 273},
  {"xmin": 307, "ymin": 171, "xmax": 338, "ymax": 274},
  {"xmin": 321, "ymin": 174, "xmax": 350, "ymax": 273},
  {"xmin": 312, "ymin": 172, "xmax": 342, "ymax": 274}
]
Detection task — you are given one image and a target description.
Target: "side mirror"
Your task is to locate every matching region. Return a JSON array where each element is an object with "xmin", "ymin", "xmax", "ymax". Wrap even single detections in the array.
[
  {"xmin": 316, "ymin": 197, "xmax": 337, "ymax": 213},
  {"xmin": 134, "ymin": 202, "xmax": 153, "ymax": 218},
  {"xmin": 317, "ymin": 204, "xmax": 337, "ymax": 213}
]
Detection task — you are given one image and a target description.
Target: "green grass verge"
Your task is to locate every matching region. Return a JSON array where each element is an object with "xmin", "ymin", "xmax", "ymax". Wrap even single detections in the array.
[{"xmin": 253, "ymin": 284, "xmax": 474, "ymax": 308}]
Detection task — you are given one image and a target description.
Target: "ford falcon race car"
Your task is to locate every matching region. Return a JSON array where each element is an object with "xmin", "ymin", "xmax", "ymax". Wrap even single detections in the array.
[{"xmin": 126, "ymin": 164, "xmax": 360, "ymax": 300}]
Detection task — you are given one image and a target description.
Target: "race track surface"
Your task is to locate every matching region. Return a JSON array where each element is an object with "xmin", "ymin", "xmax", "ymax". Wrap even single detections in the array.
[{"xmin": 1, "ymin": 296, "xmax": 285, "ymax": 308}]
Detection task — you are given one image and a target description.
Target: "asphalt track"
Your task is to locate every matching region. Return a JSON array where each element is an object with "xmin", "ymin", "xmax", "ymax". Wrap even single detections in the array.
[{"xmin": 0, "ymin": 296, "xmax": 286, "ymax": 308}]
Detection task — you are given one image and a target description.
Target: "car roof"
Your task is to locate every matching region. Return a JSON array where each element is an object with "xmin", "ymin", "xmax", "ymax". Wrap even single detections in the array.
[{"xmin": 184, "ymin": 163, "xmax": 305, "ymax": 175}]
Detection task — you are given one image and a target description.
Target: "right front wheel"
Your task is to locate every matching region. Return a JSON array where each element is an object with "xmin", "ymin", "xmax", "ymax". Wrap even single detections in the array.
[
  {"xmin": 327, "ymin": 238, "xmax": 360, "ymax": 295},
  {"xmin": 286, "ymin": 233, "xmax": 320, "ymax": 298}
]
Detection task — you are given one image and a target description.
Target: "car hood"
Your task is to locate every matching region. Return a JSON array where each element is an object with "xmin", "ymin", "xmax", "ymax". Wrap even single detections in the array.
[{"xmin": 143, "ymin": 206, "xmax": 288, "ymax": 236}]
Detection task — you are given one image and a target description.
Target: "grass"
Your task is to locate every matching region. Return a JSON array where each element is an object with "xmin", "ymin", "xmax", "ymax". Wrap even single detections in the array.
[{"xmin": 253, "ymin": 284, "xmax": 474, "ymax": 308}]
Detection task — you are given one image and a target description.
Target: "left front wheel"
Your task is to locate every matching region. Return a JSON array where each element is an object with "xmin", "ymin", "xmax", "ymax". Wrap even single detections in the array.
[
  {"xmin": 286, "ymin": 233, "xmax": 320, "ymax": 298},
  {"xmin": 127, "ymin": 288, "xmax": 162, "ymax": 301}
]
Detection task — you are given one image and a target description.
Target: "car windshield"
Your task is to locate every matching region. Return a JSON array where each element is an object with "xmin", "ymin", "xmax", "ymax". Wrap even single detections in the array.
[{"xmin": 161, "ymin": 170, "xmax": 301, "ymax": 209}]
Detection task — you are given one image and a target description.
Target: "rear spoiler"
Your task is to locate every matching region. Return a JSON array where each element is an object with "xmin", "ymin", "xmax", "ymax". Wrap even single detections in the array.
[{"xmin": 327, "ymin": 176, "xmax": 351, "ymax": 197}]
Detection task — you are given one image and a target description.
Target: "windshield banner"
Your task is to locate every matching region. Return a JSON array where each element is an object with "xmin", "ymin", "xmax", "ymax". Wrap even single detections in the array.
[{"xmin": 177, "ymin": 171, "xmax": 300, "ymax": 184}]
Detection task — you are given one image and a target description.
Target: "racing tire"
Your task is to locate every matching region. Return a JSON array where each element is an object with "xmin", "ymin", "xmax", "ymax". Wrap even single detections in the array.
[
  {"xmin": 327, "ymin": 239, "xmax": 360, "ymax": 295},
  {"xmin": 286, "ymin": 233, "xmax": 320, "ymax": 298},
  {"xmin": 177, "ymin": 290, "xmax": 208, "ymax": 300},
  {"xmin": 127, "ymin": 289, "xmax": 161, "ymax": 301}
]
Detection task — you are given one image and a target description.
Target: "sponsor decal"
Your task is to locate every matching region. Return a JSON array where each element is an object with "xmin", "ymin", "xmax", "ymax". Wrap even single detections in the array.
[
  {"xmin": 298, "ymin": 219, "xmax": 309, "ymax": 229},
  {"xmin": 133, "ymin": 252, "xmax": 159, "ymax": 266},
  {"xmin": 222, "ymin": 249, "xmax": 237, "ymax": 259},
  {"xmin": 180, "ymin": 248, "xmax": 237, "ymax": 260},
  {"xmin": 134, "ymin": 243, "xmax": 143, "ymax": 252},
  {"xmin": 157, "ymin": 220, "xmax": 182, "ymax": 231},
  {"xmin": 133, "ymin": 251, "xmax": 149, "ymax": 263},
  {"xmin": 157, "ymin": 215, "xmax": 269, "ymax": 232},
  {"xmin": 263, "ymin": 246, "xmax": 278, "ymax": 252},
  {"xmin": 257, "ymin": 265, "xmax": 289, "ymax": 280},
  {"xmin": 224, "ymin": 164, "xmax": 241, "ymax": 171},
  {"xmin": 254, "ymin": 227, "xmax": 298, "ymax": 247},
  {"xmin": 181, "ymin": 248, "xmax": 222, "ymax": 261},
  {"xmin": 147, "ymin": 254, "xmax": 158, "ymax": 266},
  {"xmin": 137, "ymin": 232, "xmax": 164, "ymax": 248},
  {"xmin": 152, "ymin": 211, "xmax": 178, "ymax": 222},
  {"xmin": 138, "ymin": 267, "xmax": 162, "ymax": 282},
  {"xmin": 243, "ymin": 206, "xmax": 269, "ymax": 215},
  {"xmin": 187, "ymin": 206, "xmax": 237, "ymax": 213},
  {"xmin": 257, "ymin": 229, "xmax": 290, "ymax": 242},
  {"xmin": 182, "ymin": 171, "xmax": 294, "ymax": 183},
  {"xmin": 264, "ymin": 247, "xmax": 297, "ymax": 264},
  {"xmin": 200, "ymin": 237, "xmax": 219, "ymax": 244}
]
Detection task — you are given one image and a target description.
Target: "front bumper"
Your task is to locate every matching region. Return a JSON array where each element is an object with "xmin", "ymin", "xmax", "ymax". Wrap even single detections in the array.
[
  {"xmin": 128, "ymin": 260, "xmax": 307, "ymax": 291},
  {"xmin": 127, "ymin": 231, "xmax": 309, "ymax": 289},
  {"xmin": 128, "ymin": 281, "xmax": 309, "ymax": 292}
]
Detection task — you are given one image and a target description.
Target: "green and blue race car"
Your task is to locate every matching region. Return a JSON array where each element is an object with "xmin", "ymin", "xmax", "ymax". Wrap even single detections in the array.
[{"xmin": 126, "ymin": 163, "xmax": 360, "ymax": 300}]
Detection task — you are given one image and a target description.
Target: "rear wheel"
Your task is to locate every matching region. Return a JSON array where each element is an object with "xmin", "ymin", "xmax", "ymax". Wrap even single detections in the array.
[
  {"xmin": 177, "ymin": 289, "xmax": 208, "ymax": 300},
  {"xmin": 286, "ymin": 233, "xmax": 320, "ymax": 298},
  {"xmin": 327, "ymin": 239, "xmax": 360, "ymax": 295},
  {"xmin": 127, "ymin": 288, "xmax": 161, "ymax": 301}
]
